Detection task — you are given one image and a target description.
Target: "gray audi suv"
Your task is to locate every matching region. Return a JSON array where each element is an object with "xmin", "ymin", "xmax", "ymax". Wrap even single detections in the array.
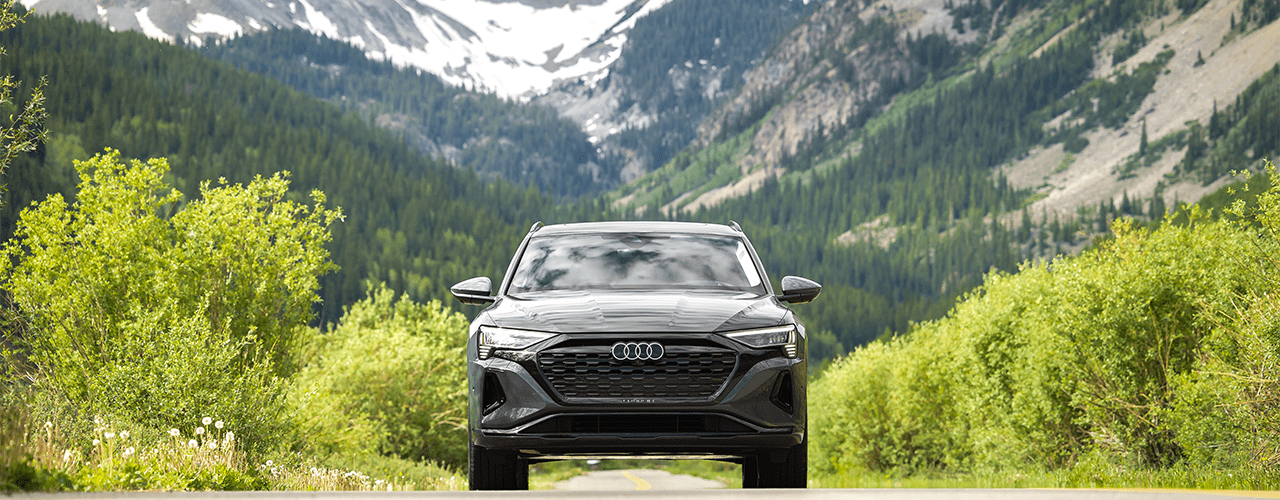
[{"xmin": 450, "ymin": 221, "xmax": 820, "ymax": 490}]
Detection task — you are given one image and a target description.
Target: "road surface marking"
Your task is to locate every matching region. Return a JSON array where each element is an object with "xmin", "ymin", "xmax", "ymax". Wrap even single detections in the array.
[{"xmin": 622, "ymin": 470, "xmax": 652, "ymax": 490}]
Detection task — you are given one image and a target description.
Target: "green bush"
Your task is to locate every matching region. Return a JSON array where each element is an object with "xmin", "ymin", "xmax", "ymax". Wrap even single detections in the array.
[
  {"xmin": 291, "ymin": 284, "xmax": 468, "ymax": 468},
  {"xmin": 0, "ymin": 149, "xmax": 341, "ymax": 456},
  {"xmin": 812, "ymin": 162, "xmax": 1280, "ymax": 477}
]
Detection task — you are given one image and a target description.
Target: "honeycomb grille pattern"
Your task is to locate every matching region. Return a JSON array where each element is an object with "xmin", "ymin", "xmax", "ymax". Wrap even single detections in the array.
[{"xmin": 538, "ymin": 348, "xmax": 737, "ymax": 400}]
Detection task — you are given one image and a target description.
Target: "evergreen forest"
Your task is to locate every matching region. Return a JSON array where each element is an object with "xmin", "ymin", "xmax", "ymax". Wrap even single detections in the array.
[
  {"xmin": 606, "ymin": 0, "xmax": 811, "ymax": 171},
  {"xmin": 0, "ymin": 8, "xmax": 555, "ymax": 325},
  {"xmin": 200, "ymin": 28, "xmax": 621, "ymax": 198},
  {"xmin": 2, "ymin": 0, "xmax": 1280, "ymax": 491}
]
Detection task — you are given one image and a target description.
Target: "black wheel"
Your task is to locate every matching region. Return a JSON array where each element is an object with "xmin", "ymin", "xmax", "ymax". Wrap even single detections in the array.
[
  {"xmin": 751, "ymin": 435, "xmax": 807, "ymax": 488},
  {"xmin": 469, "ymin": 438, "xmax": 527, "ymax": 490},
  {"xmin": 742, "ymin": 455, "xmax": 760, "ymax": 488}
]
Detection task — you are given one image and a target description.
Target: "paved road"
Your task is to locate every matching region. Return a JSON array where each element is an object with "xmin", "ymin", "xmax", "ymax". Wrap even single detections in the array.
[
  {"xmin": 552, "ymin": 469, "xmax": 725, "ymax": 491},
  {"xmin": 14, "ymin": 473, "xmax": 1280, "ymax": 500},
  {"xmin": 14, "ymin": 489, "xmax": 1280, "ymax": 499}
]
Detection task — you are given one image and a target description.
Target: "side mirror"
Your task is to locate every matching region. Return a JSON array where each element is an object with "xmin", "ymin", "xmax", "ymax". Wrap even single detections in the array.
[
  {"xmin": 777, "ymin": 276, "xmax": 821, "ymax": 304},
  {"xmin": 451, "ymin": 277, "xmax": 496, "ymax": 305}
]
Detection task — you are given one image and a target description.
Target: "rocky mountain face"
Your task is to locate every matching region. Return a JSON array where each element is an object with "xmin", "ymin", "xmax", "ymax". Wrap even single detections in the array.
[
  {"xmin": 19, "ymin": 0, "xmax": 673, "ymax": 99},
  {"xmin": 22, "ymin": 0, "xmax": 810, "ymax": 190},
  {"xmin": 682, "ymin": 0, "xmax": 925, "ymax": 211},
  {"xmin": 533, "ymin": 0, "xmax": 810, "ymax": 182},
  {"xmin": 614, "ymin": 0, "xmax": 1280, "ymax": 225}
]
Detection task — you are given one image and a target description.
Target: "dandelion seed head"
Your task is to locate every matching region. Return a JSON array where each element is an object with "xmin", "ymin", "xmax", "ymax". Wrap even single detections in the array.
[
  {"xmin": 214, "ymin": 420, "xmax": 223, "ymax": 429},
  {"xmin": 119, "ymin": 430, "xmax": 129, "ymax": 439},
  {"xmin": 225, "ymin": 431, "xmax": 235, "ymax": 441},
  {"xmin": 169, "ymin": 428, "xmax": 180, "ymax": 437},
  {"xmin": 92, "ymin": 439, "xmax": 100, "ymax": 446},
  {"xmin": 123, "ymin": 447, "xmax": 135, "ymax": 457},
  {"xmin": 104, "ymin": 431, "xmax": 115, "ymax": 439},
  {"xmin": 93, "ymin": 416, "xmax": 102, "ymax": 425},
  {"xmin": 188, "ymin": 439, "xmax": 198, "ymax": 448},
  {"xmin": 207, "ymin": 441, "xmax": 217, "ymax": 450},
  {"xmin": 202, "ymin": 417, "xmax": 212, "ymax": 426},
  {"xmin": 195, "ymin": 426, "xmax": 205, "ymax": 435},
  {"xmin": 44, "ymin": 421, "xmax": 52, "ymax": 429},
  {"xmin": 265, "ymin": 460, "xmax": 273, "ymax": 467}
]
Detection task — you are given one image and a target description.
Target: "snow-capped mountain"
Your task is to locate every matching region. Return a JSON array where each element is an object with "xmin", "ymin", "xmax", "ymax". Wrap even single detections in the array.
[{"xmin": 19, "ymin": 0, "xmax": 672, "ymax": 99}]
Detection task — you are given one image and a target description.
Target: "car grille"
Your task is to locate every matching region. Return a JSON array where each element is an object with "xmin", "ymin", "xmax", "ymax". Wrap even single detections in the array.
[{"xmin": 537, "ymin": 345, "xmax": 737, "ymax": 401}]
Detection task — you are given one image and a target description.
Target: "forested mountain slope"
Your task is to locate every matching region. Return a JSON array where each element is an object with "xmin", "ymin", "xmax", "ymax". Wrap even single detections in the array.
[
  {"xmin": 201, "ymin": 28, "xmax": 621, "ymax": 198},
  {"xmin": 0, "ymin": 8, "xmax": 560, "ymax": 324},
  {"xmin": 620, "ymin": 0, "xmax": 1279, "ymax": 217},
  {"xmin": 534, "ymin": 0, "xmax": 812, "ymax": 180},
  {"xmin": 16, "ymin": 0, "xmax": 676, "ymax": 99},
  {"xmin": 6, "ymin": 0, "xmax": 1278, "ymax": 360},
  {"xmin": 607, "ymin": 0, "xmax": 1280, "ymax": 355}
]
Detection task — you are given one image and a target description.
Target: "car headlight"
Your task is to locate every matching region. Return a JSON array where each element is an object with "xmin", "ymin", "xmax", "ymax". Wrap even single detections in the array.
[
  {"xmin": 477, "ymin": 326, "xmax": 556, "ymax": 360},
  {"xmin": 724, "ymin": 325, "xmax": 798, "ymax": 358}
]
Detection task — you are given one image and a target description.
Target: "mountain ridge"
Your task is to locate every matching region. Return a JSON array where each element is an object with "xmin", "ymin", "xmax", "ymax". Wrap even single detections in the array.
[{"xmin": 18, "ymin": 0, "xmax": 673, "ymax": 99}]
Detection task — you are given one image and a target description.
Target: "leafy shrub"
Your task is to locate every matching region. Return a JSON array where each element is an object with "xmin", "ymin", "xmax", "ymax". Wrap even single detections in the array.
[
  {"xmin": 290, "ymin": 284, "xmax": 468, "ymax": 468},
  {"xmin": 0, "ymin": 149, "xmax": 341, "ymax": 456},
  {"xmin": 812, "ymin": 162, "xmax": 1280, "ymax": 477}
]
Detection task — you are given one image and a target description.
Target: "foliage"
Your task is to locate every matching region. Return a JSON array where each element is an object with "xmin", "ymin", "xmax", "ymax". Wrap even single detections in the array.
[
  {"xmin": 0, "ymin": 0, "xmax": 46, "ymax": 193},
  {"xmin": 811, "ymin": 161, "xmax": 1280, "ymax": 478},
  {"xmin": 290, "ymin": 284, "xmax": 468, "ymax": 468},
  {"xmin": 1188, "ymin": 64, "xmax": 1280, "ymax": 182},
  {"xmin": 201, "ymin": 28, "xmax": 619, "ymax": 198},
  {"xmin": 0, "ymin": 9, "xmax": 550, "ymax": 323},
  {"xmin": 1043, "ymin": 49, "xmax": 1173, "ymax": 135},
  {"xmin": 0, "ymin": 399, "xmax": 460, "ymax": 492},
  {"xmin": 0, "ymin": 150, "xmax": 339, "ymax": 456},
  {"xmin": 608, "ymin": 0, "xmax": 809, "ymax": 172}
]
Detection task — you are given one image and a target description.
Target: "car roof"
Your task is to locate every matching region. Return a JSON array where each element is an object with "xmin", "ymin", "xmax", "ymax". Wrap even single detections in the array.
[{"xmin": 533, "ymin": 221, "xmax": 743, "ymax": 237}]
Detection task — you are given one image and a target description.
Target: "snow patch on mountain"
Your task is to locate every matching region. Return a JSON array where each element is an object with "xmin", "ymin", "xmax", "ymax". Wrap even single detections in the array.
[
  {"xmin": 190, "ymin": 13, "xmax": 244, "ymax": 38},
  {"xmin": 136, "ymin": 8, "xmax": 173, "ymax": 42},
  {"xmin": 18, "ymin": 0, "xmax": 674, "ymax": 100}
]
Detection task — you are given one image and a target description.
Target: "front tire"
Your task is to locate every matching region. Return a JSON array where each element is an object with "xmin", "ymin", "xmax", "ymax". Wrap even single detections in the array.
[
  {"xmin": 469, "ymin": 439, "xmax": 527, "ymax": 490},
  {"xmin": 744, "ymin": 435, "xmax": 807, "ymax": 488}
]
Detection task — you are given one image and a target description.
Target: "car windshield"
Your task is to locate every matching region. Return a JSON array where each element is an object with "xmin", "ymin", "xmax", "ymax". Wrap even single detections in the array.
[{"xmin": 507, "ymin": 233, "xmax": 766, "ymax": 294}]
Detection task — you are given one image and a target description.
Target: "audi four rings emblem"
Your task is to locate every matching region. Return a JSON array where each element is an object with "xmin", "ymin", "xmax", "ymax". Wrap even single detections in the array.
[{"xmin": 612, "ymin": 341, "xmax": 665, "ymax": 361}]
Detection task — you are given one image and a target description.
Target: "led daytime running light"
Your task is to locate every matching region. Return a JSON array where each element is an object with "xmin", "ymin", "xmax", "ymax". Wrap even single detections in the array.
[
  {"xmin": 477, "ymin": 326, "xmax": 555, "ymax": 360},
  {"xmin": 725, "ymin": 325, "xmax": 798, "ymax": 358}
]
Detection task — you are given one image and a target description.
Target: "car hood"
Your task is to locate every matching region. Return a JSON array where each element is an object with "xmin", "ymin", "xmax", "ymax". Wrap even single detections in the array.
[{"xmin": 483, "ymin": 290, "xmax": 791, "ymax": 333}]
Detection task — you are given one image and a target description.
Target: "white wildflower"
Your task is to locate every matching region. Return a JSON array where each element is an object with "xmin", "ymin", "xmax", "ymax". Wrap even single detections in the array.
[
  {"xmin": 202, "ymin": 417, "xmax": 212, "ymax": 426},
  {"xmin": 169, "ymin": 428, "xmax": 181, "ymax": 437},
  {"xmin": 188, "ymin": 439, "xmax": 198, "ymax": 448},
  {"xmin": 195, "ymin": 426, "xmax": 205, "ymax": 435},
  {"xmin": 214, "ymin": 420, "xmax": 223, "ymax": 429},
  {"xmin": 44, "ymin": 421, "xmax": 52, "ymax": 429},
  {"xmin": 207, "ymin": 440, "xmax": 217, "ymax": 450},
  {"xmin": 123, "ymin": 447, "xmax": 135, "ymax": 457},
  {"xmin": 103, "ymin": 431, "xmax": 115, "ymax": 439},
  {"xmin": 225, "ymin": 431, "xmax": 235, "ymax": 442},
  {"xmin": 119, "ymin": 430, "xmax": 129, "ymax": 439},
  {"xmin": 265, "ymin": 460, "xmax": 274, "ymax": 467},
  {"xmin": 93, "ymin": 416, "xmax": 102, "ymax": 425},
  {"xmin": 92, "ymin": 439, "xmax": 100, "ymax": 446}
]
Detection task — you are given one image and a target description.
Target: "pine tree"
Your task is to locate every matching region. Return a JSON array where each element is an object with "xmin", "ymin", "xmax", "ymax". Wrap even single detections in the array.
[{"xmin": 1139, "ymin": 118, "xmax": 1149, "ymax": 156}]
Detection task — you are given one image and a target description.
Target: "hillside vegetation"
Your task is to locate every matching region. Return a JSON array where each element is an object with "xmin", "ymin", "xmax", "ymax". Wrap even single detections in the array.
[
  {"xmin": 201, "ymin": 28, "xmax": 621, "ymax": 198},
  {"xmin": 0, "ymin": 7, "xmax": 563, "ymax": 325},
  {"xmin": 1, "ymin": 151, "xmax": 472, "ymax": 491},
  {"xmin": 618, "ymin": 0, "xmax": 1280, "ymax": 353},
  {"xmin": 811, "ymin": 163, "xmax": 1280, "ymax": 486}
]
